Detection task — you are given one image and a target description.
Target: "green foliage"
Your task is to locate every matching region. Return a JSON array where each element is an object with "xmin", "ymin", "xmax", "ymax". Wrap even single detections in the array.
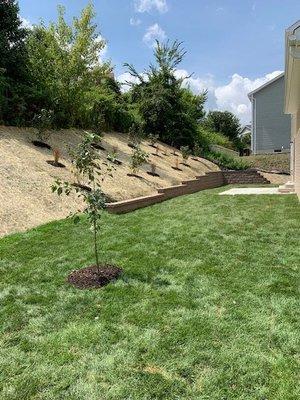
[
  {"xmin": 197, "ymin": 126, "xmax": 234, "ymax": 150},
  {"xmin": 0, "ymin": 0, "xmax": 31, "ymax": 125},
  {"xmin": 203, "ymin": 149, "xmax": 249, "ymax": 170},
  {"xmin": 124, "ymin": 41, "xmax": 206, "ymax": 148},
  {"xmin": 128, "ymin": 121, "xmax": 144, "ymax": 147},
  {"xmin": 32, "ymin": 108, "xmax": 54, "ymax": 142},
  {"xmin": 81, "ymin": 87, "xmax": 134, "ymax": 133},
  {"xmin": 69, "ymin": 132, "xmax": 100, "ymax": 182},
  {"xmin": 240, "ymin": 132, "xmax": 251, "ymax": 148},
  {"xmin": 130, "ymin": 146, "xmax": 149, "ymax": 174},
  {"xmin": 203, "ymin": 111, "xmax": 241, "ymax": 143},
  {"xmin": 26, "ymin": 4, "xmax": 106, "ymax": 128},
  {"xmin": 193, "ymin": 142, "xmax": 203, "ymax": 157},
  {"xmin": 52, "ymin": 132, "xmax": 114, "ymax": 268}
]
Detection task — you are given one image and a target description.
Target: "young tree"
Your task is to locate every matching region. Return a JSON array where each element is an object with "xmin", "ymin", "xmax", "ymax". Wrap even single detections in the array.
[
  {"xmin": 52, "ymin": 132, "xmax": 113, "ymax": 273},
  {"xmin": 124, "ymin": 41, "xmax": 207, "ymax": 148},
  {"xmin": 129, "ymin": 146, "xmax": 148, "ymax": 175},
  {"xmin": 32, "ymin": 108, "xmax": 54, "ymax": 143}
]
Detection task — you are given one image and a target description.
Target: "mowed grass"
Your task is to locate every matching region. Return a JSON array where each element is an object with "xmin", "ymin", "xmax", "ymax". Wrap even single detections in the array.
[{"xmin": 0, "ymin": 187, "xmax": 299, "ymax": 400}]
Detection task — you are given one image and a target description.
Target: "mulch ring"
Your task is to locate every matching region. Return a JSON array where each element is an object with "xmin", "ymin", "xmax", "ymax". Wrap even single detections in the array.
[
  {"xmin": 47, "ymin": 160, "xmax": 66, "ymax": 168},
  {"xmin": 32, "ymin": 140, "xmax": 51, "ymax": 150},
  {"xmin": 67, "ymin": 264, "xmax": 123, "ymax": 289}
]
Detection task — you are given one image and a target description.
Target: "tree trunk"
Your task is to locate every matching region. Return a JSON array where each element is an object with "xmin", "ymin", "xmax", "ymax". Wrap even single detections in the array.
[{"xmin": 93, "ymin": 219, "xmax": 100, "ymax": 276}]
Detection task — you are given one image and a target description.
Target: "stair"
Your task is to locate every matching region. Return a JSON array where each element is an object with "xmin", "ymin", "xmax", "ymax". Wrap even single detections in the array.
[{"xmin": 278, "ymin": 182, "xmax": 295, "ymax": 193}]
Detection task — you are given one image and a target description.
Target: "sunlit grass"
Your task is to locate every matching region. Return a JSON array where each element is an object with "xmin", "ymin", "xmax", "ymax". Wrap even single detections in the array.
[{"xmin": 0, "ymin": 187, "xmax": 299, "ymax": 399}]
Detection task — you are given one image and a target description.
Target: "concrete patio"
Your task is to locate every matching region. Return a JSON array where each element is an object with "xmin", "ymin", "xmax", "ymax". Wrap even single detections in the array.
[{"xmin": 219, "ymin": 187, "xmax": 290, "ymax": 196}]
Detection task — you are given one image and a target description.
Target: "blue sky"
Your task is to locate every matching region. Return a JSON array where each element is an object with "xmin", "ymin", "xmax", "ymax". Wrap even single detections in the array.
[{"xmin": 19, "ymin": 0, "xmax": 300, "ymax": 123}]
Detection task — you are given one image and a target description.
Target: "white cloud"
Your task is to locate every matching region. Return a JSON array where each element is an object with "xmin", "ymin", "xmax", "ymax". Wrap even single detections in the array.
[
  {"xmin": 214, "ymin": 71, "xmax": 283, "ymax": 123},
  {"xmin": 143, "ymin": 23, "xmax": 166, "ymax": 47},
  {"xmin": 130, "ymin": 17, "xmax": 142, "ymax": 26},
  {"xmin": 135, "ymin": 0, "xmax": 168, "ymax": 13},
  {"xmin": 20, "ymin": 17, "xmax": 33, "ymax": 30}
]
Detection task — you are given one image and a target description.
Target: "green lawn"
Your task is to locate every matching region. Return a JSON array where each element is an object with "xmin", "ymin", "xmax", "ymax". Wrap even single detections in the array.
[{"xmin": 1, "ymin": 187, "xmax": 299, "ymax": 400}]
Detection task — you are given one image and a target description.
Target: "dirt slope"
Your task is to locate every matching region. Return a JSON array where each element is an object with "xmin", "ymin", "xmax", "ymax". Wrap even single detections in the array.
[{"xmin": 0, "ymin": 126, "xmax": 219, "ymax": 237}]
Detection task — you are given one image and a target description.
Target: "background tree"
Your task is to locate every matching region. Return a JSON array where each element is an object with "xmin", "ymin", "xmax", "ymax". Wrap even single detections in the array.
[
  {"xmin": 125, "ymin": 40, "xmax": 207, "ymax": 148},
  {"xmin": 203, "ymin": 111, "xmax": 241, "ymax": 142},
  {"xmin": 0, "ymin": 0, "xmax": 31, "ymax": 125},
  {"xmin": 26, "ymin": 4, "xmax": 133, "ymax": 131}
]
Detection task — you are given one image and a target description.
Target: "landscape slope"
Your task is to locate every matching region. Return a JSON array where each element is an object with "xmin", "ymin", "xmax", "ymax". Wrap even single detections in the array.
[{"xmin": 0, "ymin": 126, "xmax": 218, "ymax": 237}]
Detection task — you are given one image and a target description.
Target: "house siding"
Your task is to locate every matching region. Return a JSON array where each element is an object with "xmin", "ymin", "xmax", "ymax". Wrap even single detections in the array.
[{"xmin": 253, "ymin": 76, "xmax": 291, "ymax": 154}]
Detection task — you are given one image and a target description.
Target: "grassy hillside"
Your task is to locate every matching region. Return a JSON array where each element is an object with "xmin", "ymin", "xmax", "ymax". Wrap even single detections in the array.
[
  {"xmin": 245, "ymin": 153, "xmax": 290, "ymax": 173},
  {"xmin": 0, "ymin": 126, "xmax": 218, "ymax": 237},
  {"xmin": 0, "ymin": 188, "xmax": 299, "ymax": 399}
]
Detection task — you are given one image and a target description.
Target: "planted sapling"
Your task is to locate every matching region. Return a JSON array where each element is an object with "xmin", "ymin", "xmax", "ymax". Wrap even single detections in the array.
[
  {"xmin": 32, "ymin": 108, "xmax": 54, "ymax": 149},
  {"xmin": 128, "ymin": 146, "xmax": 148, "ymax": 176},
  {"xmin": 52, "ymin": 132, "xmax": 119, "ymax": 288}
]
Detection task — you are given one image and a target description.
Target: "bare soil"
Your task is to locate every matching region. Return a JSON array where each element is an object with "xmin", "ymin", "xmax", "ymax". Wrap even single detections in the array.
[{"xmin": 0, "ymin": 126, "xmax": 219, "ymax": 237}]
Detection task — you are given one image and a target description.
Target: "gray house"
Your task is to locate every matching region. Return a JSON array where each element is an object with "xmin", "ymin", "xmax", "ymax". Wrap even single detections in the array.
[{"xmin": 248, "ymin": 73, "xmax": 291, "ymax": 154}]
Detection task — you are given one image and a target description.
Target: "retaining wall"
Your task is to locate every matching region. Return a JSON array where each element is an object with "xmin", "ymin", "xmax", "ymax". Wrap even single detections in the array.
[
  {"xmin": 106, "ymin": 170, "xmax": 269, "ymax": 214},
  {"xmin": 223, "ymin": 169, "xmax": 270, "ymax": 185}
]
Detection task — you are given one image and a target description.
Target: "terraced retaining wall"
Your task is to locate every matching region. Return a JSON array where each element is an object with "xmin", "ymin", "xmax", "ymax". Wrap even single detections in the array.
[{"xmin": 106, "ymin": 170, "xmax": 269, "ymax": 214}]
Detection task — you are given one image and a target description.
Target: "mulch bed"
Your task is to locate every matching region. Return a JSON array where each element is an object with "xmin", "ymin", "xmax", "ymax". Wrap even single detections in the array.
[
  {"xmin": 171, "ymin": 166, "xmax": 182, "ymax": 171},
  {"xmin": 147, "ymin": 171, "xmax": 160, "ymax": 177},
  {"xmin": 32, "ymin": 140, "xmax": 51, "ymax": 150},
  {"xmin": 128, "ymin": 143, "xmax": 137, "ymax": 149},
  {"xmin": 67, "ymin": 264, "xmax": 123, "ymax": 289},
  {"xmin": 47, "ymin": 160, "xmax": 66, "ymax": 168},
  {"xmin": 91, "ymin": 143, "xmax": 106, "ymax": 151},
  {"xmin": 72, "ymin": 183, "xmax": 92, "ymax": 192},
  {"xmin": 127, "ymin": 173, "xmax": 143, "ymax": 179},
  {"xmin": 107, "ymin": 156, "xmax": 122, "ymax": 166}
]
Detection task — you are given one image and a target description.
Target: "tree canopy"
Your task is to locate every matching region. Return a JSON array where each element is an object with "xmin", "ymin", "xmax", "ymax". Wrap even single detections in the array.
[
  {"xmin": 125, "ymin": 40, "xmax": 207, "ymax": 148},
  {"xmin": 0, "ymin": 1, "xmax": 244, "ymax": 152}
]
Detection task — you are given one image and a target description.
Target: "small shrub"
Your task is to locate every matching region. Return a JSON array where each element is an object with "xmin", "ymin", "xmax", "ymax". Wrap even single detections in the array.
[
  {"xmin": 204, "ymin": 150, "xmax": 249, "ymax": 170},
  {"xmin": 33, "ymin": 109, "xmax": 54, "ymax": 142},
  {"xmin": 180, "ymin": 146, "xmax": 191, "ymax": 162},
  {"xmin": 128, "ymin": 121, "xmax": 143, "ymax": 148},
  {"xmin": 130, "ymin": 146, "xmax": 148, "ymax": 175}
]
